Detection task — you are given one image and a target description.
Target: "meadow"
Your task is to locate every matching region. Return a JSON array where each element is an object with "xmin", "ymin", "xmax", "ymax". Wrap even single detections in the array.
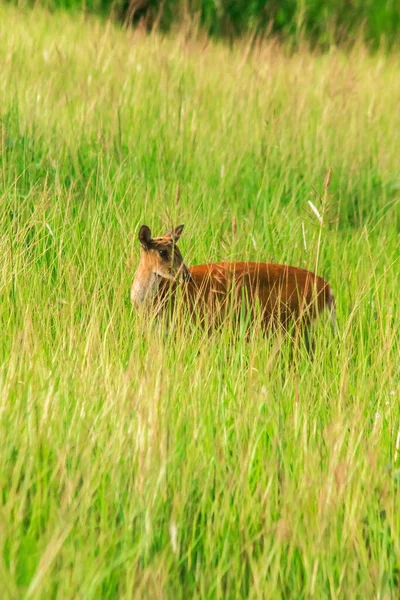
[{"xmin": 0, "ymin": 5, "xmax": 399, "ymax": 598}]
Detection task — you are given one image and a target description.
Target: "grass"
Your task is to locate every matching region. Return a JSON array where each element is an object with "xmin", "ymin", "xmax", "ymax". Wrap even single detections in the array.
[{"xmin": 0, "ymin": 5, "xmax": 399, "ymax": 598}]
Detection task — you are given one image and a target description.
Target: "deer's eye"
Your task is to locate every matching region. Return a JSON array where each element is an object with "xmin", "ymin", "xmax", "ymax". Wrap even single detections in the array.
[{"xmin": 158, "ymin": 249, "xmax": 169, "ymax": 260}]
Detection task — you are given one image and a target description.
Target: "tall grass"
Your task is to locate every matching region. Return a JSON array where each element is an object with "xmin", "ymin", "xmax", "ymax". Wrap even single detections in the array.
[
  {"xmin": 8, "ymin": 0, "xmax": 400, "ymax": 49},
  {"xmin": 0, "ymin": 5, "xmax": 399, "ymax": 598}
]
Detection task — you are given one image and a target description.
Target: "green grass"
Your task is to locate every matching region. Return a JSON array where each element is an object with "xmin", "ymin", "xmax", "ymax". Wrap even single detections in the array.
[
  {"xmin": 1, "ymin": 5, "xmax": 400, "ymax": 598},
  {"xmin": 9, "ymin": 0, "xmax": 400, "ymax": 50}
]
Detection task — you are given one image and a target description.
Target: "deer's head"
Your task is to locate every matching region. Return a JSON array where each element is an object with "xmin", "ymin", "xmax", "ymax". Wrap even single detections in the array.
[{"xmin": 130, "ymin": 224, "xmax": 191, "ymax": 308}]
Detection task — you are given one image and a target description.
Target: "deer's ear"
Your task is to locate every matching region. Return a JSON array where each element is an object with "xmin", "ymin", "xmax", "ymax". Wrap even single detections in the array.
[
  {"xmin": 138, "ymin": 225, "xmax": 152, "ymax": 249},
  {"xmin": 165, "ymin": 224, "xmax": 184, "ymax": 243}
]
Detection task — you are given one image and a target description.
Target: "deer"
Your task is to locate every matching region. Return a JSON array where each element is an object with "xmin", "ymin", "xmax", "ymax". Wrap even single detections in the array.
[{"xmin": 130, "ymin": 224, "xmax": 336, "ymax": 350}]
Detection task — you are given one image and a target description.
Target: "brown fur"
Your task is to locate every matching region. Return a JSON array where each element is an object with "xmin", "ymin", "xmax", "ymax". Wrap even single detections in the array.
[{"xmin": 131, "ymin": 224, "xmax": 335, "ymax": 338}]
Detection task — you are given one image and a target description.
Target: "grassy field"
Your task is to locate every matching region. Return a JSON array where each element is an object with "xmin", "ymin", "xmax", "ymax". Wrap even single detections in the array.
[{"xmin": 1, "ymin": 6, "xmax": 399, "ymax": 598}]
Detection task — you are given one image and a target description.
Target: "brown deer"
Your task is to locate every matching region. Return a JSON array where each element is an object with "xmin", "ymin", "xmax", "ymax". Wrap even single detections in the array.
[{"xmin": 130, "ymin": 224, "xmax": 336, "ymax": 348}]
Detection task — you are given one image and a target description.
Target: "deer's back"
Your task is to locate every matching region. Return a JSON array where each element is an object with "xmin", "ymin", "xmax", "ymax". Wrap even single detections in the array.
[{"xmin": 185, "ymin": 262, "xmax": 331, "ymax": 326}]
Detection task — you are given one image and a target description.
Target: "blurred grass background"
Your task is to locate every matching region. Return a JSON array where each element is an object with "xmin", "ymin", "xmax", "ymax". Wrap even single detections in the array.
[{"xmin": 6, "ymin": 0, "xmax": 400, "ymax": 49}]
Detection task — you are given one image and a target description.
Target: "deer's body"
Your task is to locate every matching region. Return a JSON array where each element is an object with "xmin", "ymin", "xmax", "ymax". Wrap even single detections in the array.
[{"xmin": 131, "ymin": 224, "xmax": 335, "ymax": 339}]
